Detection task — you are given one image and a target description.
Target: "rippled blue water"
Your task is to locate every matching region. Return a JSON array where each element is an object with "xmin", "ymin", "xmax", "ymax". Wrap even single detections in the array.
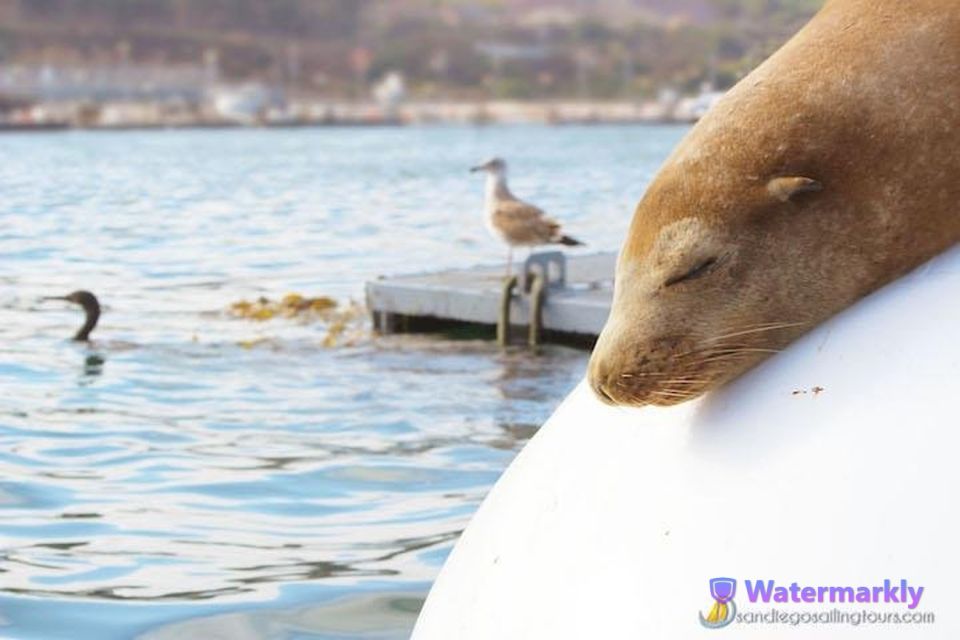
[{"xmin": 0, "ymin": 125, "xmax": 686, "ymax": 639}]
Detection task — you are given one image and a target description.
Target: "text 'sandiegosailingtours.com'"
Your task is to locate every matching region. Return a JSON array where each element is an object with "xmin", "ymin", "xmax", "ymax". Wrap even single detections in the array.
[
  {"xmin": 698, "ymin": 578, "xmax": 935, "ymax": 629},
  {"xmin": 735, "ymin": 608, "xmax": 935, "ymax": 627}
]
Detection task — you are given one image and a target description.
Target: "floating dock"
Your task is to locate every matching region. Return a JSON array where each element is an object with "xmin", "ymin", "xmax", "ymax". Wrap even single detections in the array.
[{"xmin": 365, "ymin": 252, "xmax": 616, "ymax": 348}]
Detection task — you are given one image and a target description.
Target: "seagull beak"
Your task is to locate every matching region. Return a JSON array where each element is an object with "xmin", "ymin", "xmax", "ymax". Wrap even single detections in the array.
[
  {"xmin": 469, "ymin": 165, "xmax": 484, "ymax": 173},
  {"xmin": 42, "ymin": 296, "xmax": 70, "ymax": 302}
]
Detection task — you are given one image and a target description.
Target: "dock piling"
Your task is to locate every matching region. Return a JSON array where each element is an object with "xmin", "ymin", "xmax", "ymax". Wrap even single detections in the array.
[{"xmin": 497, "ymin": 276, "xmax": 519, "ymax": 347}]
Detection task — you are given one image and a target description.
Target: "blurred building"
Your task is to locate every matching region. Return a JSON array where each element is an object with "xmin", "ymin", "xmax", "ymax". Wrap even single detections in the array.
[
  {"xmin": 0, "ymin": 1, "xmax": 821, "ymax": 127},
  {"xmin": 0, "ymin": 63, "xmax": 211, "ymax": 103}
]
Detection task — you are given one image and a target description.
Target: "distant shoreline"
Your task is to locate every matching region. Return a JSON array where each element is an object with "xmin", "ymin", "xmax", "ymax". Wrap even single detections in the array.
[
  {"xmin": 0, "ymin": 98, "xmax": 709, "ymax": 132},
  {"xmin": 0, "ymin": 120, "xmax": 692, "ymax": 133}
]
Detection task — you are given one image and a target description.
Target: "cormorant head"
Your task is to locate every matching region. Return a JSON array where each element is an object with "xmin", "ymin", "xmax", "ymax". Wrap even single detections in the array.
[{"xmin": 47, "ymin": 290, "xmax": 101, "ymax": 342}]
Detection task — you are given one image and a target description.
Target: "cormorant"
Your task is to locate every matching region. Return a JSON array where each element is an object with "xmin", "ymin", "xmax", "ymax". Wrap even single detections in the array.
[{"xmin": 45, "ymin": 290, "xmax": 100, "ymax": 342}]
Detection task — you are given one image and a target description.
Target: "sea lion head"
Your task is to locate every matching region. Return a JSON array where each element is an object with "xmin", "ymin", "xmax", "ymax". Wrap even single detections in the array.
[
  {"xmin": 588, "ymin": 0, "xmax": 960, "ymax": 407},
  {"xmin": 588, "ymin": 165, "xmax": 828, "ymax": 407}
]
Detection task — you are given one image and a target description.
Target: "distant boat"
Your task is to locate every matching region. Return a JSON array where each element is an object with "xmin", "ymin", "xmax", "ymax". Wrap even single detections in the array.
[{"xmin": 209, "ymin": 84, "xmax": 279, "ymax": 125}]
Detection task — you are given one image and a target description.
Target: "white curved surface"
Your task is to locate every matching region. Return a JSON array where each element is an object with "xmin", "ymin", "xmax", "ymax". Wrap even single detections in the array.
[{"xmin": 413, "ymin": 246, "xmax": 960, "ymax": 639}]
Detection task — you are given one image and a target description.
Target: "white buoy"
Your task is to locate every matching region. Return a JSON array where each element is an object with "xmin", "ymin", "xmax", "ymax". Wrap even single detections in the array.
[{"xmin": 413, "ymin": 246, "xmax": 960, "ymax": 639}]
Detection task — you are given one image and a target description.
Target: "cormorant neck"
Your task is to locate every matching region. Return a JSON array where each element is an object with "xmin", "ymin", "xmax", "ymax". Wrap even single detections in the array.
[{"xmin": 74, "ymin": 305, "xmax": 100, "ymax": 342}]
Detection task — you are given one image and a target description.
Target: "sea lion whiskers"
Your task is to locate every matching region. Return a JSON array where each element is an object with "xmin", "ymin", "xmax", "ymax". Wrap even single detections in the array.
[
  {"xmin": 618, "ymin": 371, "xmax": 664, "ymax": 379},
  {"xmin": 647, "ymin": 389, "xmax": 694, "ymax": 401},
  {"xmin": 601, "ymin": 335, "xmax": 785, "ymax": 406},
  {"xmin": 653, "ymin": 371, "xmax": 715, "ymax": 383},
  {"xmin": 665, "ymin": 325, "xmax": 796, "ymax": 360},
  {"xmin": 657, "ymin": 379, "xmax": 713, "ymax": 386},
  {"xmin": 693, "ymin": 350, "xmax": 776, "ymax": 370},
  {"xmin": 656, "ymin": 389, "xmax": 702, "ymax": 401},
  {"xmin": 700, "ymin": 347, "xmax": 784, "ymax": 357},
  {"xmin": 701, "ymin": 321, "xmax": 809, "ymax": 345},
  {"xmin": 678, "ymin": 346, "xmax": 754, "ymax": 371},
  {"xmin": 647, "ymin": 387, "xmax": 690, "ymax": 396},
  {"xmin": 664, "ymin": 325, "xmax": 796, "ymax": 374}
]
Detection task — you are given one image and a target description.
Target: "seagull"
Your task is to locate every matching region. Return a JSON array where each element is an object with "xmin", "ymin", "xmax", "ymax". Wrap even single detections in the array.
[
  {"xmin": 470, "ymin": 157, "xmax": 583, "ymax": 276},
  {"xmin": 43, "ymin": 290, "xmax": 100, "ymax": 342}
]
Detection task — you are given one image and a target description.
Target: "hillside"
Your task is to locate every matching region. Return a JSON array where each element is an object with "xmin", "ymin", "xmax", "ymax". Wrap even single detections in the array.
[{"xmin": 0, "ymin": 0, "xmax": 824, "ymax": 98}]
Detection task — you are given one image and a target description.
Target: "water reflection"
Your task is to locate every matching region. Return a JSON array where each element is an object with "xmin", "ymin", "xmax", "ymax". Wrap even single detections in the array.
[{"xmin": 81, "ymin": 353, "xmax": 105, "ymax": 381}]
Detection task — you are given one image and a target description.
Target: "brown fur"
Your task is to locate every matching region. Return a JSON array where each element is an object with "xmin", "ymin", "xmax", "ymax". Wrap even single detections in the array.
[{"xmin": 589, "ymin": 0, "xmax": 960, "ymax": 407}]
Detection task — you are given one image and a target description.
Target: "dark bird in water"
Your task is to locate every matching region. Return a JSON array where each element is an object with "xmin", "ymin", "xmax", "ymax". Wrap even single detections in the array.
[{"xmin": 45, "ymin": 291, "xmax": 100, "ymax": 342}]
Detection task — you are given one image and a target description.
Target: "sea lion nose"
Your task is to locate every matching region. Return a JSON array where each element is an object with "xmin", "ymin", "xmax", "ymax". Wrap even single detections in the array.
[
  {"xmin": 587, "ymin": 354, "xmax": 618, "ymax": 405},
  {"xmin": 592, "ymin": 378, "xmax": 615, "ymax": 405}
]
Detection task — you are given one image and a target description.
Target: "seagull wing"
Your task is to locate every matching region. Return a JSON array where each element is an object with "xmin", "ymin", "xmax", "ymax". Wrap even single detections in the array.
[{"xmin": 492, "ymin": 198, "xmax": 562, "ymax": 245}]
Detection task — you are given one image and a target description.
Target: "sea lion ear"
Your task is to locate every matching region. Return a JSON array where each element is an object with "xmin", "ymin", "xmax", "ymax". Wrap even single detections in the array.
[{"xmin": 766, "ymin": 176, "xmax": 822, "ymax": 202}]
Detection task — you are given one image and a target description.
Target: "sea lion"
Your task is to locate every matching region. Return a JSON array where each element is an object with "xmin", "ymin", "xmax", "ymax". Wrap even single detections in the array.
[{"xmin": 589, "ymin": 0, "xmax": 960, "ymax": 407}]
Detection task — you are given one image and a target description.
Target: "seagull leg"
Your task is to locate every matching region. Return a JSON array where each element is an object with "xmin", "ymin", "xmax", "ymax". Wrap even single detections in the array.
[{"xmin": 506, "ymin": 246, "xmax": 513, "ymax": 278}]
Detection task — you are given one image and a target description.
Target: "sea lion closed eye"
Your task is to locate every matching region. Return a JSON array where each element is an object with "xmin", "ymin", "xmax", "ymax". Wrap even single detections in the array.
[{"xmin": 589, "ymin": 0, "xmax": 960, "ymax": 407}]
